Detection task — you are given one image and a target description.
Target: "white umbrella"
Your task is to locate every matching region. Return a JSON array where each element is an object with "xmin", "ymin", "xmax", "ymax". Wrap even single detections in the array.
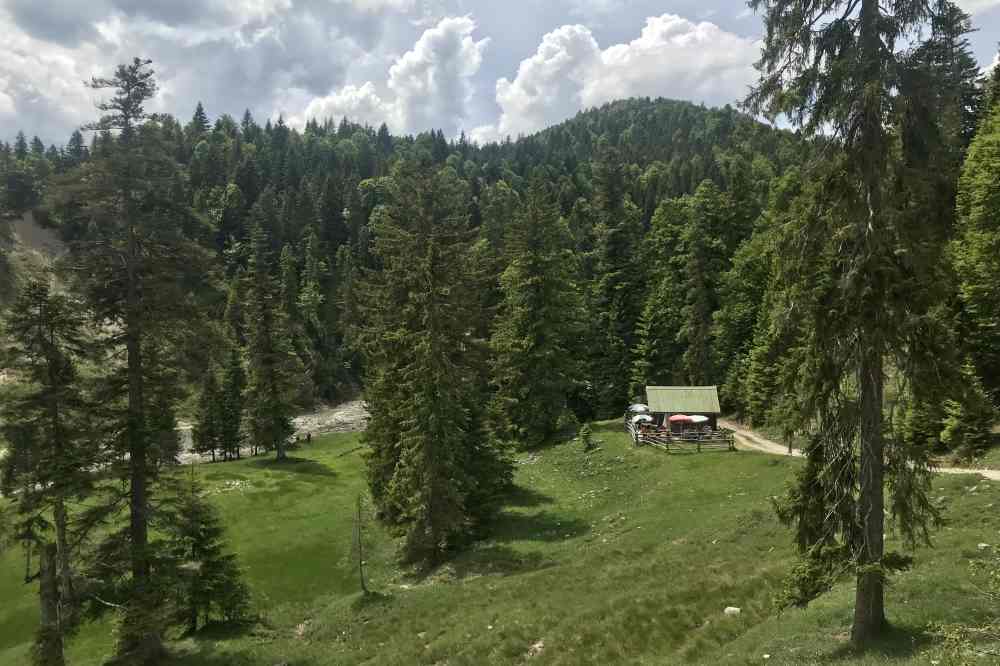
[
  {"xmin": 631, "ymin": 414, "xmax": 654, "ymax": 425},
  {"xmin": 689, "ymin": 415, "xmax": 710, "ymax": 424},
  {"xmin": 628, "ymin": 403, "xmax": 650, "ymax": 413}
]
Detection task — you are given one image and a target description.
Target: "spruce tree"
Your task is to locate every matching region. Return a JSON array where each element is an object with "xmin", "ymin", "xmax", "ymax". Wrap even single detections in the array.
[
  {"xmin": 46, "ymin": 58, "xmax": 208, "ymax": 661},
  {"xmin": 245, "ymin": 223, "xmax": 298, "ymax": 460},
  {"xmin": 14, "ymin": 130, "xmax": 28, "ymax": 160},
  {"xmin": 629, "ymin": 198, "xmax": 689, "ymax": 396},
  {"xmin": 747, "ymin": 0, "xmax": 955, "ymax": 644},
  {"xmin": 192, "ymin": 369, "xmax": 223, "ymax": 462},
  {"xmin": 360, "ymin": 161, "xmax": 511, "ymax": 563},
  {"xmin": 589, "ymin": 142, "xmax": 644, "ymax": 413},
  {"xmin": 162, "ymin": 474, "xmax": 251, "ymax": 634},
  {"xmin": 940, "ymin": 360, "xmax": 997, "ymax": 457},
  {"xmin": 489, "ymin": 181, "xmax": 584, "ymax": 448},
  {"xmin": 0, "ymin": 277, "xmax": 96, "ymax": 665},
  {"xmin": 220, "ymin": 345, "xmax": 247, "ymax": 461},
  {"xmin": 678, "ymin": 181, "xmax": 740, "ymax": 386},
  {"xmin": 954, "ymin": 93, "xmax": 1000, "ymax": 397}
]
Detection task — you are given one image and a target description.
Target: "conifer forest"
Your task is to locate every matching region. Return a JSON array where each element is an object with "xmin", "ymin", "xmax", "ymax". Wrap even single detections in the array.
[{"xmin": 3, "ymin": 1, "xmax": 1000, "ymax": 664}]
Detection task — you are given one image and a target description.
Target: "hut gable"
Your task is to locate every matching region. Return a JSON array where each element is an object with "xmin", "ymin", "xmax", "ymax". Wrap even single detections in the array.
[{"xmin": 645, "ymin": 386, "xmax": 721, "ymax": 415}]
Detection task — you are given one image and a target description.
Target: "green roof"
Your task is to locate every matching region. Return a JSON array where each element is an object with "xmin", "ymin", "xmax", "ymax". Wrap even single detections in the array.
[{"xmin": 645, "ymin": 386, "xmax": 721, "ymax": 414}]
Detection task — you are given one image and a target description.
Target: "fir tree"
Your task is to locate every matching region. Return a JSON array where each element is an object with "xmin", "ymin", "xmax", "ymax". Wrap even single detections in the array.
[
  {"xmin": 747, "ymin": 0, "xmax": 953, "ymax": 644},
  {"xmin": 192, "ymin": 369, "xmax": 223, "ymax": 462},
  {"xmin": 954, "ymin": 93, "xmax": 1000, "ymax": 397},
  {"xmin": 47, "ymin": 58, "xmax": 209, "ymax": 661},
  {"xmin": 162, "ymin": 474, "xmax": 251, "ymax": 634},
  {"xmin": 360, "ymin": 161, "xmax": 511, "ymax": 563},
  {"xmin": 187, "ymin": 101, "xmax": 211, "ymax": 143},
  {"xmin": 629, "ymin": 198, "xmax": 688, "ymax": 397},
  {"xmin": 679, "ymin": 180, "xmax": 740, "ymax": 386},
  {"xmin": 14, "ymin": 130, "xmax": 28, "ymax": 160},
  {"xmin": 0, "ymin": 277, "xmax": 96, "ymax": 665},
  {"xmin": 220, "ymin": 345, "xmax": 246, "ymax": 461},
  {"xmin": 489, "ymin": 181, "xmax": 584, "ymax": 448},
  {"xmin": 245, "ymin": 223, "xmax": 298, "ymax": 460},
  {"xmin": 940, "ymin": 361, "xmax": 997, "ymax": 457}
]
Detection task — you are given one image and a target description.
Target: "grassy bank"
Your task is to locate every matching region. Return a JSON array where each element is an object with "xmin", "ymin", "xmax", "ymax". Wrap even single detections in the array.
[{"xmin": 1, "ymin": 423, "xmax": 999, "ymax": 664}]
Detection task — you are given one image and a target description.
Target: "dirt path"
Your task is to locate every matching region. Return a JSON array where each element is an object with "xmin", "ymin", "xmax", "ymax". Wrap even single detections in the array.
[{"xmin": 719, "ymin": 418, "xmax": 1000, "ymax": 481}]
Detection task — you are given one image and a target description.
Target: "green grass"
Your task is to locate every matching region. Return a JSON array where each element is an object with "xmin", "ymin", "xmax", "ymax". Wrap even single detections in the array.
[{"xmin": 2, "ymin": 423, "xmax": 1000, "ymax": 664}]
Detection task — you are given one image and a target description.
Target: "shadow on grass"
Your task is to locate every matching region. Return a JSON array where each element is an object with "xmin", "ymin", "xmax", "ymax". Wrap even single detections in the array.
[
  {"xmin": 336, "ymin": 444, "xmax": 368, "ymax": 458},
  {"xmin": 823, "ymin": 622, "xmax": 934, "ymax": 662},
  {"xmin": 505, "ymin": 484, "xmax": 555, "ymax": 508},
  {"xmin": 167, "ymin": 647, "xmax": 316, "ymax": 666},
  {"xmin": 351, "ymin": 590, "xmax": 393, "ymax": 612},
  {"xmin": 492, "ymin": 510, "xmax": 590, "ymax": 543},
  {"xmin": 187, "ymin": 620, "xmax": 256, "ymax": 641},
  {"xmin": 451, "ymin": 545, "xmax": 557, "ymax": 579},
  {"xmin": 589, "ymin": 421, "xmax": 626, "ymax": 436},
  {"xmin": 167, "ymin": 621, "xmax": 320, "ymax": 665},
  {"xmin": 246, "ymin": 456, "xmax": 336, "ymax": 478}
]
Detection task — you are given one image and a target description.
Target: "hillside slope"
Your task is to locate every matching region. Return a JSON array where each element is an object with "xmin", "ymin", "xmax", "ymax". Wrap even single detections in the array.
[{"xmin": 2, "ymin": 424, "xmax": 998, "ymax": 664}]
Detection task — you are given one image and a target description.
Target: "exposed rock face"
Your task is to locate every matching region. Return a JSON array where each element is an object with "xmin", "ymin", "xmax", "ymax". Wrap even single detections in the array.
[
  {"xmin": 292, "ymin": 400, "xmax": 370, "ymax": 437},
  {"xmin": 176, "ymin": 400, "xmax": 370, "ymax": 464}
]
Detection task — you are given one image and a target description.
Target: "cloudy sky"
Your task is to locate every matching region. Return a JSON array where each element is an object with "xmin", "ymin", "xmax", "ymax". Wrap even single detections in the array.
[{"xmin": 2, "ymin": 0, "xmax": 999, "ymax": 145}]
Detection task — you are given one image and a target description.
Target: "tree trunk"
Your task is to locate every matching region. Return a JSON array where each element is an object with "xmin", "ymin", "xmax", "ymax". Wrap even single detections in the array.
[
  {"xmin": 852, "ymin": 339, "xmax": 887, "ymax": 644},
  {"xmin": 275, "ymin": 401, "xmax": 287, "ymax": 461},
  {"xmin": 120, "ymin": 215, "xmax": 164, "ymax": 661},
  {"xmin": 52, "ymin": 497, "xmax": 75, "ymax": 629},
  {"xmin": 34, "ymin": 543, "xmax": 65, "ymax": 666},
  {"xmin": 851, "ymin": 0, "xmax": 889, "ymax": 647}
]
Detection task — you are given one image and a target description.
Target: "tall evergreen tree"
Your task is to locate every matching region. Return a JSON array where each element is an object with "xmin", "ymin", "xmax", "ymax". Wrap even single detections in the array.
[
  {"xmin": 244, "ymin": 223, "xmax": 298, "ymax": 460},
  {"xmin": 954, "ymin": 93, "xmax": 1000, "ymax": 397},
  {"xmin": 161, "ymin": 474, "xmax": 251, "ymax": 634},
  {"xmin": 489, "ymin": 181, "xmax": 584, "ymax": 448},
  {"xmin": 747, "ymin": 0, "xmax": 955, "ymax": 644},
  {"xmin": 192, "ymin": 369, "xmax": 223, "ymax": 462},
  {"xmin": 46, "ymin": 58, "xmax": 208, "ymax": 661},
  {"xmin": 0, "ymin": 277, "xmax": 95, "ymax": 665},
  {"xmin": 360, "ymin": 161, "xmax": 511, "ymax": 563},
  {"xmin": 678, "ymin": 181, "xmax": 740, "ymax": 386},
  {"xmin": 589, "ymin": 142, "xmax": 644, "ymax": 413},
  {"xmin": 220, "ymin": 345, "xmax": 247, "ymax": 461},
  {"xmin": 14, "ymin": 130, "xmax": 28, "ymax": 160}
]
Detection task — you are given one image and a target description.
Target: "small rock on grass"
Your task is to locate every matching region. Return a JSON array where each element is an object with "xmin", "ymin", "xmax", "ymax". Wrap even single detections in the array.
[{"xmin": 724, "ymin": 606, "xmax": 741, "ymax": 616}]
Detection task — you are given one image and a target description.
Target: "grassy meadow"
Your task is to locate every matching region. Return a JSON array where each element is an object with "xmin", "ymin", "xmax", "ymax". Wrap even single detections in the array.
[{"xmin": 2, "ymin": 422, "xmax": 999, "ymax": 664}]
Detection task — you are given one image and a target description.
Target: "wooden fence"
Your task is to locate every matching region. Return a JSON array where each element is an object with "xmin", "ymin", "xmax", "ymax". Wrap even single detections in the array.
[{"xmin": 625, "ymin": 422, "xmax": 735, "ymax": 453}]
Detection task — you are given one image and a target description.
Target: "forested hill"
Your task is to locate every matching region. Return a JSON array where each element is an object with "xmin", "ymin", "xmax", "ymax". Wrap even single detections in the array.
[
  {"xmin": 5, "ymin": 1, "xmax": 1000, "ymax": 657},
  {"xmin": 0, "ymin": 94, "xmax": 805, "ymax": 407}
]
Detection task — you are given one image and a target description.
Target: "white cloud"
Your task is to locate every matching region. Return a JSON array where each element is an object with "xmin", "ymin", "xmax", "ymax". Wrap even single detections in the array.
[
  {"xmin": 0, "ymin": 12, "xmax": 113, "ymax": 142},
  {"xmin": 0, "ymin": 88, "xmax": 14, "ymax": 116},
  {"xmin": 295, "ymin": 16, "xmax": 488, "ymax": 135},
  {"xmin": 339, "ymin": 0, "xmax": 416, "ymax": 11},
  {"xmin": 956, "ymin": 0, "xmax": 1000, "ymax": 13},
  {"xmin": 481, "ymin": 25, "xmax": 600, "ymax": 140},
  {"xmin": 387, "ymin": 16, "xmax": 489, "ymax": 133},
  {"xmin": 583, "ymin": 15, "xmax": 759, "ymax": 107},
  {"xmin": 474, "ymin": 14, "xmax": 759, "ymax": 142},
  {"xmin": 296, "ymin": 82, "xmax": 394, "ymax": 127}
]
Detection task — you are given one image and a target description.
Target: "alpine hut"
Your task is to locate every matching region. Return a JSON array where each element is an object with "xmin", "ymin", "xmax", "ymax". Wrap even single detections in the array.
[{"xmin": 645, "ymin": 386, "xmax": 722, "ymax": 433}]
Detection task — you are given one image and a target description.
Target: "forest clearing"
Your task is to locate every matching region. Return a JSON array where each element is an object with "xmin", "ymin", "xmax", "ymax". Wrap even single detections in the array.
[
  {"xmin": 4, "ymin": 0, "xmax": 1000, "ymax": 663},
  {"xmin": 4, "ymin": 423, "xmax": 1000, "ymax": 665}
]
